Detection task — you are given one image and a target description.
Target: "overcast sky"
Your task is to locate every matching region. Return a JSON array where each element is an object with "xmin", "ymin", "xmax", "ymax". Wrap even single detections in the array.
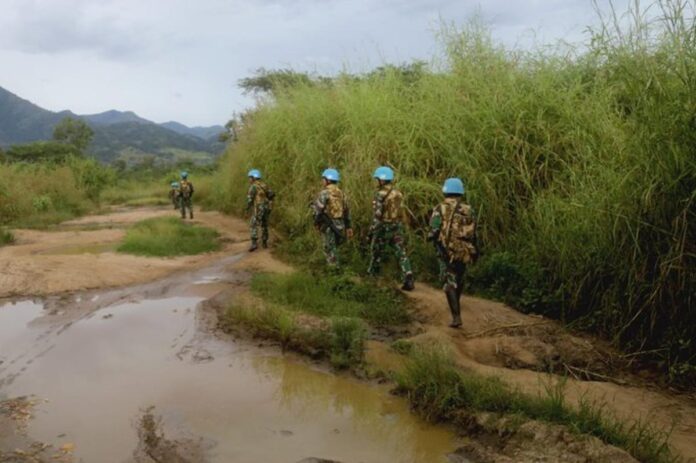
[{"xmin": 0, "ymin": 0, "xmax": 634, "ymax": 127}]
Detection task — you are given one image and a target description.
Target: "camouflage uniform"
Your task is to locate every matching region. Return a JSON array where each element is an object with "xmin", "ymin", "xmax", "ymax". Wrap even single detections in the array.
[
  {"xmin": 179, "ymin": 180, "xmax": 194, "ymax": 219},
  {"xmin": 311, "ymin": 183, "xmax": 352, "ymax": 268},
  {"xmin": 429, "ymin": 197, "xmax": 477, "ymax": 326},
  {"xmin": 367, "ymin": 184, "xmax": 413, "ymax": 284},
  {"xmin": 246, "ymin": 179, "xmax": 274, "ymax": 247},
  {"xmin": 169, "ymin": 188, "xmax": 180, "ymax": 210}
]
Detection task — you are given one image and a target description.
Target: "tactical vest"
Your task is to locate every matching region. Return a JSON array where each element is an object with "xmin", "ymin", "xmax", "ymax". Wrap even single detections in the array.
[
  {"xmin": 438, "ymin": 198, "xmax": 477, "ymax": 262},
  {"xmin": 180, "ymin": 180, "xmax": 193, "ymax": 198},
  {"xmin": 379, "ymin": 186, "xmax": 404, "ymax": 223},
  {"xmin": 325, "ymin": 184, "xmax": 345, "ymax": 219},
  {"xmin": 254, "ymin": 181, "xmax": 268, "ymax": 204}
]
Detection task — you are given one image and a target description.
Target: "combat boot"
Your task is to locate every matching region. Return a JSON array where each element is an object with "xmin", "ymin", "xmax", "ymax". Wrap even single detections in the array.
[
  {"xmin": 189, "ymin": 210, "xmax": 194, "ymax": 219},
  {"xmin": 401, "ymin": 272, "xmax": 415, "ymax": 291},
  {"xmin": 445, "ymin": 288, "xmax": 462, "ymax": 328},
  {"xmin": 249, "ymin": 241, "xmax": 258, "ymax": 252}
]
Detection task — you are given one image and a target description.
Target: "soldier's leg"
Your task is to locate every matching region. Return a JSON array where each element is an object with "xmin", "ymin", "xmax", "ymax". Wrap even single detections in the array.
[
  {"xmin": 367, "ymin": 231, "xmax": 385, "ymax": 276},
  {"xmin": 439, "ymin": 259, "xmax": 461, "ymax": 327},
  {"xmin": 391, "ymin": 226, "xmax": 414, "ymax": 290},
  {"xmin": 249, "ymin": 212, "xmax": 259, "ymax": 251},
  {"xmin": 261, "ymin": 207, "xmax": 270, "ymax": 248},
  {"xmin": 188, "ymin": 198, "xmax": 194, "ymax": 219},
  {"xmin": 454, "ymin": 261, "xmax": 466, "ymax": 301},
  {"xmin": 322, "ymin": 227, "xmax": 339, "ymax": 269},
  {"xmin": 180, "ymin": 197, "xmax": 186, "ymax": 219}
]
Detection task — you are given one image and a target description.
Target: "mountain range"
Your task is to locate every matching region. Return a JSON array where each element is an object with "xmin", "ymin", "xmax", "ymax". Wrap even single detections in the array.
[{"xmin": 0, "ymin": 86, "xmax": 226, "ymax": 164}]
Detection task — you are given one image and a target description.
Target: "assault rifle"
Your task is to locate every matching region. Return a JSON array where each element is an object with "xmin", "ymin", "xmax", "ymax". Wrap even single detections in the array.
[{"xmin": 310, "ymin": 202, "xmax": 346, "ymax": 245}]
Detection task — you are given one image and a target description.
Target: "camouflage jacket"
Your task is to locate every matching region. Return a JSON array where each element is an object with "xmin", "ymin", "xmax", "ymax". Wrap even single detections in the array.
[
  {"xmin": 179, "ymin": 180, "xmax": 194, "ymax": 198},
  {"xmin": 371, "ymin": 184, "xmax": 405, "ymax": 228},
  {"xmin": 429, "ymin": 197, "xmax": 477, "ymax": 263},
  {"xmin": 312, "ymin": 183, "xmax": 352, "ymax": 230},
  {"xmin": 246, "ymin": 180, "xmax": 274, "ymax": 212}
]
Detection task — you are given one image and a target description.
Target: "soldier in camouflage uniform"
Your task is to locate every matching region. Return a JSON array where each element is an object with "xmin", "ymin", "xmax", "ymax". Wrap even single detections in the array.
[
  {"xmin": 367, "ymin": 166, "xmax": 415, "ymax": 291},
  {"xmin": 427, "ymin": 178, "xmax": 478, "ymax": 328},
  {"xmin": 246, "ymin": 169, "xmax": 274, "ymax": 252},
  {"xmin": 178, "ymin": 172, "xmax": 194, "ymax": 219},
  {"xmin": 311, "ymin": 168, "xmax": 353, "ymax": 269},
  {"xmin": 169, "ymin": 181, "xmax": 180, "ymax": 210}
]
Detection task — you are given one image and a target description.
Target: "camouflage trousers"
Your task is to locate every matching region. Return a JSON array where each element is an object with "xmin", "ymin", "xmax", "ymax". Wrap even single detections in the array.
[
  {"xmin": 367, "ymin": 223, "xmax": 412, "ymax": 279},
  {"xmin": 180, "ymin": 196, "xmax": 193, "ymax": 218},
  {"xmin": 250, "ymin": 204, "xmax": 270, "ymax": 244},
  {"xmin": 321, "ymin": 226, "xmax": 342, "ymax": 268},
  {"xmin": 438, "ymin": 257, "xmax": 466, "ymax": 296}
]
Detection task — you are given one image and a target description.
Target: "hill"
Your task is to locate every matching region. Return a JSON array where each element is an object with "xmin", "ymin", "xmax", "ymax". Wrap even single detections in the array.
[{"xmin": 0, "ymin": 86, "xmax": 223, "ymax": 164}]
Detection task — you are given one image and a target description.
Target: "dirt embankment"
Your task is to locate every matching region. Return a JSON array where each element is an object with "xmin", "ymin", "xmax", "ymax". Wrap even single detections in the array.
[{"xmin": 2, "ymin": 206, "xmax": 695, "ymax": 461}]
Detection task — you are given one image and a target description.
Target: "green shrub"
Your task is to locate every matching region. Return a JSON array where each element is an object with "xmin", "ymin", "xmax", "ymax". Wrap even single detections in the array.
[
  {"xmin": 117, "ymin": 217, "xmax": 220, "ymax": 257},
  {"xmin": 0, "ymin": 228, "xmax": 14, "ymax": 246},
  {"xmin": 210, "ymin": 2, "xmax": 696, "ymax": 383}
]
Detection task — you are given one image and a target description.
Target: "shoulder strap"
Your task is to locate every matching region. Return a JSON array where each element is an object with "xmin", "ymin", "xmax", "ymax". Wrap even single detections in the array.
[{"xmin": 443, "ymin": 198, "xmax": 461, "ymax": 249}]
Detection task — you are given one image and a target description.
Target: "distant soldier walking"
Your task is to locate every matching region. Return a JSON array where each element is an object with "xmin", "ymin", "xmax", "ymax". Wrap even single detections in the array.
[
  {"xmin": 427, "ymin": 178, "xmax": 478, "ymax": 328},
  {"xmin": 246, "ymin": 169, "xmax": 274, "ymax": 252},
  {"xmin": 169, "ymin": 181, "xmax": 180, "ymax": 210},
  {"xmin": 178, "ymin": 171, "xmax": 194, "ymax": 219},
  {"xmin": 311, "ymin": 168, "xmax": 353, "ymax": 270},
  {"xmin": 367, "ymin": 166, "xmax": 414, "ymax": 290}
]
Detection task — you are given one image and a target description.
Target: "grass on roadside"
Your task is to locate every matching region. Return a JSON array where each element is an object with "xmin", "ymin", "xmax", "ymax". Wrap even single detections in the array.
[
  {"xmin": 117, "ymin": 217, "xmax": 220, "ymax": 257},
  {"xmin": 394, "ymin": 346, "xmax": 678, "ymax": 463},
  {"xmin": 221, "ymin": 303, "xmax": 368, "ymax": 369},
  {"xmin": 250, "ymin": 271, "xmax": 410, "ymax": 327},
  {"xmin": 0, "ymin": 228, "xmax": 15, "ymax": 247}
]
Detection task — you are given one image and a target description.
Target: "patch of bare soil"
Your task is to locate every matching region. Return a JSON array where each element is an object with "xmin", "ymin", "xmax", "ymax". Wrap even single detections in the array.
[
  {"xmin": 0, "ymin": 207, "xmax": 249, "ymax": 299},
  {"xmin": 131, "ymin": 407, "xmax": 210, "ymax": 463}
]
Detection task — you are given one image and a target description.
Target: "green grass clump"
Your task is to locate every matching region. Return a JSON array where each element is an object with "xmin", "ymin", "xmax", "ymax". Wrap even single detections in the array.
[
  {"xmin": 117, "ymin": 217, "xmax": 220, "ymax": 257},
  {"xmin": 329, "ymin": 317, "xmax": 367, "ymax": 369},
  {"xmin": 0, "ymin": 228, "xmax": 15, "ymax": 246},
  {"xmin": 250, "ymin": 271, "xmax": 410, "ymax": 326},
  {"xmin": 395, "ymin": 347, "xmax": 677, "ymax": 463}
]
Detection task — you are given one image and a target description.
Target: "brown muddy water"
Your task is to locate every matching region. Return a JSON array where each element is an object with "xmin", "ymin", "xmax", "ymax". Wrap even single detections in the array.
[{"xmin": 0, "ymin": 255, "xmax": 458, "ymax": 463}]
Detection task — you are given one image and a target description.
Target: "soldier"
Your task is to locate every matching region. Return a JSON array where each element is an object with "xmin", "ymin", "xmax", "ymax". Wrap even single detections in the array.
[
  {"xmin": 246, "ymin": 169, "xmax": 274, "ymax": 252},
  {"xmin": 178, "ymin": 171, "xmax": 194, "ymax": 219},
  {"xmin": 169, "ymin": 181, "xmax": 180, "ymax": 210},
  {"xmin": 367, "ymin": 166, "xmax": 415, "ymax": 291},
  {"xmin": 427, "ymin": 178, "xmax": 478, "ymax": 328},
  {"xmin": 311, "ymin": 168, "xmax": 353, "ymax": 269}
]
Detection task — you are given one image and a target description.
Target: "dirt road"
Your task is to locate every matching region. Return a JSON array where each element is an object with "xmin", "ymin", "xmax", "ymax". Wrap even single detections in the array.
[{"xmin": 1, "ymin": 206, "xmax": 695, "ymax": 462}]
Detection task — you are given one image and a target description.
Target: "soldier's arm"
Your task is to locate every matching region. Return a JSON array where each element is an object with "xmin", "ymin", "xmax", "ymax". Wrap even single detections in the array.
[
  {"xmin": 246, "ymin": 185, "xmax": 256, "ymax": 211},
  {"xmin": 427, "ymin": 206, "xmax": 442, "ymax": 242},
  {"xmin": 312, "ymin": 190, "xmax": 328, "ymax": 226},
  {"xmin": 370, "ymin": 191, "xmax": 384, "ymax": 230},
  {"xmin": 190, "ymin": 182, "xmax": 194, "ymax": 195}
]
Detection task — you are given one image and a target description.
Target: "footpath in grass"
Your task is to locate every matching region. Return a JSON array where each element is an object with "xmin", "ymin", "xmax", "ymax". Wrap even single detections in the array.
[{"xmin": 117, "ymin": 217, "xmax": 220, "ymax": 257}]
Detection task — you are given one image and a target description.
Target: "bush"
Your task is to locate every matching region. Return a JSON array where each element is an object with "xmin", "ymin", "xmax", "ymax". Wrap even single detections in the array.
[
  {"xmin": 117, "ymin": 217, "xmax": 220, "ymax": 257},
  {"xmin": 211, "ymin": 2, "xmax": 696, "ymax": 383},
  {"xmin": 0, "ymin": 228, "xmax": 14, "ymax": 246},
  {"xmin": 329, "ymin": 317, "xmax": 367, "ymax": 369}
]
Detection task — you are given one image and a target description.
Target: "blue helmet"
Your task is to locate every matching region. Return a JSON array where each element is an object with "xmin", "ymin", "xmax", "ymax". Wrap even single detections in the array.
[
  {"xmin": 248, "ymin": 169, "xmax": 262, "ymax": 179},
  {"xmin": 373, "ymin": 166, "xmax": 394, "ymax": 182},
  {"xmin": 442, "ymin": 178, "xmax": 465, "ymax": 195},
  {"xmin": 180, "ymin": 171, "xmax": 189, "ymax": 179},
  {"xmin": 170, "ymin": 181, "xmax": 179, "ymax": 188},
  {"xmin": 322, "ymin": 168, "xmax": 340, "ymax": 182}
]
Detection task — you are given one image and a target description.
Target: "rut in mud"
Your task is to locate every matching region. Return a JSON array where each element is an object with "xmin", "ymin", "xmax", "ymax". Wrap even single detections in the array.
[{"xmin": 1, "ymin": 207, "xmax": 695, "ymax": 462}]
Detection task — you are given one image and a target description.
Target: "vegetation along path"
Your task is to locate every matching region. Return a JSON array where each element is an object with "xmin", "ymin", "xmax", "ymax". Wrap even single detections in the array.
[{"xmin": 0, "ymin": 206, "xmax": 694, "ymax": 462}]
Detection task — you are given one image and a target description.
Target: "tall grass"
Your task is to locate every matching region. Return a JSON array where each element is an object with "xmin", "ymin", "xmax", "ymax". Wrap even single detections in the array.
[
  {"xmin": 211, "ymin": 1, "xmax": 696, "ymax": 383},
  {"xmin": 117, "ymin": 217, "xmax": 220, "ymax": 257}
]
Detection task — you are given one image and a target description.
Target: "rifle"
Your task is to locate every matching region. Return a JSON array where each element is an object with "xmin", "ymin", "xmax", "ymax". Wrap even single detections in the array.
[{"xmin": 317, "ymin": 212, "xmax": 345, "ymax": 245}]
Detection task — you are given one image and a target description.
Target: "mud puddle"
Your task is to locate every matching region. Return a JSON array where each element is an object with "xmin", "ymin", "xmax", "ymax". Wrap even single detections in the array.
[{"xmin": 0, "ymin": 255, "xmax": 458, "ymax": 463}]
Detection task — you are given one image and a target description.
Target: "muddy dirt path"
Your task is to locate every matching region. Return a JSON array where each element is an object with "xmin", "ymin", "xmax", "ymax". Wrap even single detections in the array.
[
  {"xmin": 1, "ymin": 206, "xmax": 695, "ymax": 462},
  {"xmin": 0, "ymin": 208, "xmax": 456, "ymax": 462}
]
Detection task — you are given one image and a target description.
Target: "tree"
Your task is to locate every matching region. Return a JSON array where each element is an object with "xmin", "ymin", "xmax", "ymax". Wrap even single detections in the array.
[
  {"xmin": 238, "ymin": 68, "xmax": 315, "ymax": 95},
  {"xmin": 6, "ymin": 141, "xmax": 79, "ymax": 163},
  {"xmin": 53, "ymin": 117, "xmax": 94, "ymax": 152}
]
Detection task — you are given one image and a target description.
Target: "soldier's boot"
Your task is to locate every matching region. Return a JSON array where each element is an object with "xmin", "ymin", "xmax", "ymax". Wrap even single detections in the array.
[
  {"xmin": 445, "ymin": 288, "xmax": 462, "ymax": 328},
  {"xmin": 401, "ymin": 272, "xmax": 415, "ymax": 291},
  {"xmin": 249, "ymin": 240, "xmax": 258, "ymax": 252},
  {"xmin": 189, "ymin": 209, "xmax": 194, "ymax": 219}
]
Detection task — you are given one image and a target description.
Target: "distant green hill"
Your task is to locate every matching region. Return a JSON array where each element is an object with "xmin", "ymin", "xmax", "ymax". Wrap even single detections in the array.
[{"xmin": 0, "ymin": 86, "xmax": 224, "ymax": 164}]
